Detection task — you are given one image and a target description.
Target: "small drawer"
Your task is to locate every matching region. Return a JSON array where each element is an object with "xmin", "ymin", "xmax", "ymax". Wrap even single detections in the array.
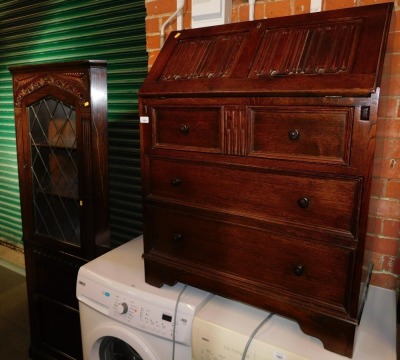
[
  {"xmin": 150, "ymin": 105, "xmax": 222, "ymax": 153},
  {"xmin": 249, "ymin": 106, "xmax": 353, "ymax": 165},
  {"xmin": 146, "ymin": 158, "xmax": 361, "ymax": 238},
  {"xmin": 145, "ymin": 205, "xmax": 352, "ymax": 311}
]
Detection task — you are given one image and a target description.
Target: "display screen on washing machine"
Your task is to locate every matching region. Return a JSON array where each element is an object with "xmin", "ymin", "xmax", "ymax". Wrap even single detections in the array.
[{"xmin": 162, "ymin": 314, "xmax": 172, "ymax": 322}]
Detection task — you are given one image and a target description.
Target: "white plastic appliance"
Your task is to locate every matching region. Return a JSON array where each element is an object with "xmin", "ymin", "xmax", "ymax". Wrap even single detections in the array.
[
  {"xmin": 192, "ymin": 285, "xmax": 396, "ymax": 360},
  {"xmin": 76, "ymin": 236, "xmax": 212, "ymax": 360}
]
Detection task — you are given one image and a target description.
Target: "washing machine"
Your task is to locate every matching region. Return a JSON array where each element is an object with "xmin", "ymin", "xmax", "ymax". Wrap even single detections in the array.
[
  {"xmin": 76, "ymin": 235, "xmax": 213, "ymax": 360},
  {"xmin": 192, "ymin": 286, "xmax": 396, "ymax": 360}
]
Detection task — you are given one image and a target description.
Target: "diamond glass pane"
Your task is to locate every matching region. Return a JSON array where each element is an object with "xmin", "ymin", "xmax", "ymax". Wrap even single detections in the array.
[{"xmin": 28, "ymin": 97, "xmax": 80, "ymax": 244}]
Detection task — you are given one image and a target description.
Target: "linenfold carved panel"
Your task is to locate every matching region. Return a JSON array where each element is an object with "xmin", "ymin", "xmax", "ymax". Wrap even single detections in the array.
[
  {"xmin": 160, "ymin": 33, "xmax": 247, "ymax": 80},
  {"xmin": 223, "ymin": 106, "xmax": 248, "ymax": 156},
  {"xmin": 250, "ymin": 21, "xmax": 361, "ymax": 77}
]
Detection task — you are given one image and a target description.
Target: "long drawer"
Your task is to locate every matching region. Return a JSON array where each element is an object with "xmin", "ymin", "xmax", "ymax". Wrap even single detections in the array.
[
  {"xmin": 145, "ymin": 157, "xmax": 361, "ymax": 238},
  {"xmin": 145, "ymin": 205, "xmax": 353, "ymax": 312}
]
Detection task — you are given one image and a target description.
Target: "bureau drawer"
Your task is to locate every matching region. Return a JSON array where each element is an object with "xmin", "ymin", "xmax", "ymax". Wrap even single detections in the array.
[
  {"xmin": 145, "ymin": 205, "xmax": 352, "ymax": 311},
  {"xmin": 249, "ymin": 106, "xmax": 353, "ymax": 164},
  {"xmin": 150, "ymin": 105, "xmax": 222, "ymax": 152},
  {"xmin": 146, "ymin": 158, "xmax": 361, "ymax": 238}
]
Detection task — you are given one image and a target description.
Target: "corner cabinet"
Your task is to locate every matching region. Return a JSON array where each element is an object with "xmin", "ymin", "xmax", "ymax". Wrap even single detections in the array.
[
  {"xmin": 139, "ymin": 3, "xmax": 393, "ymax": 358},
  {"xmin": 9, "ymin": 60, "xmax": 109, "ymax": 360}
]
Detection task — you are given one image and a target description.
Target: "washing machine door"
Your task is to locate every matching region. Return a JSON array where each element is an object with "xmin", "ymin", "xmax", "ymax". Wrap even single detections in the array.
[
  {"xmin": 88, "ymin": 325, "xmax": 159, "ymax": 360},
  {"xmin": 99, "ymin": 336, "xmax": 144, "ymax": 360}
]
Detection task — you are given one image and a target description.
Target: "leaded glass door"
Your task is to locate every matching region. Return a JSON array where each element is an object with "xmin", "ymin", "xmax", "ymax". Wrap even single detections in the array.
[{"xmin": 28, "ymin": 96, "xmax": 80, "ymax": 245}]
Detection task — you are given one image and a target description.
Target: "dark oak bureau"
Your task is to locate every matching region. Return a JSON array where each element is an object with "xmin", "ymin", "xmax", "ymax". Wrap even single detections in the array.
[{"xmin": 139, "ymin": 3, "xmax": 393, "ymax": 357}]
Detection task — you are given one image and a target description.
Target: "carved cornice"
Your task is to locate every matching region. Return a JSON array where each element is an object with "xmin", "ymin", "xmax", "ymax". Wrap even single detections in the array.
[{"xmin": 13, "ymin": 71, "xmax": 90, "ymax": 107}]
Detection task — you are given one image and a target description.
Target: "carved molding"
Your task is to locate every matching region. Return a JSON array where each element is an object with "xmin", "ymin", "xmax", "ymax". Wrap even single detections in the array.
[
  {"xmin": 251, "ymin": 21, "xmax": 362, "ymax": 77},
  {"xmin": 224, "ymin": 106, "xmax": 248, "ymax": 156},
  {"xmin": 13, "ymin": 71, "xmax": 90, "ymax": 107},
  {"xmin": 161, "ymin": 34, "xmax": 247, "ymax": 80}
]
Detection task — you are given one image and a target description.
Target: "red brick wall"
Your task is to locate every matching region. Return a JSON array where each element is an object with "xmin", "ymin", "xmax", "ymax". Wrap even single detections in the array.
[{"xmin": 144, "ymin": 0, "xmax": 400, "ymax": 292}]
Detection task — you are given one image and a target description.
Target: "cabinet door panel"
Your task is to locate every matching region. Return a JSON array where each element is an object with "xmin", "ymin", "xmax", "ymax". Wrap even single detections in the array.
[
  {"xmin": 35, "ymin": 297, "xmax": 82, "ymax": 360},
  {"xmin": 28, "ymin": 96, "xmax": 81, "ymax": 246}
]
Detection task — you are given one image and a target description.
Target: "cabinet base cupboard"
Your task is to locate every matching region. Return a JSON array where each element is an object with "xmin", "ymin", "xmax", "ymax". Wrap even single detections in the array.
[
  {"xmin": 139, "ymin": 4, "xmax": 393, "ymax": 358},
  {"xmin": 9, "ymin": 60, "xmax": 109, "ymax": 360}
]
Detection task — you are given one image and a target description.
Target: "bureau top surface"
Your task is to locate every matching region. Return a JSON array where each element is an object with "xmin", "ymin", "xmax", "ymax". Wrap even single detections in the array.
[{"xmin": 140, "ymin": 3, "xmax": 392, "ymax": 98}]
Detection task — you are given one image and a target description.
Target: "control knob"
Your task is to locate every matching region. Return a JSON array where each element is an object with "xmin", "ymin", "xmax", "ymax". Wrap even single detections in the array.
[{"xmin": 116, "ymin": 302, "xmax": 128, "ymax": 314}]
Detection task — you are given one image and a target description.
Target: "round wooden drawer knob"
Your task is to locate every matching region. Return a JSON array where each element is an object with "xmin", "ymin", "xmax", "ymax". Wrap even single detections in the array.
[
  {"xmin": 171, "ymin": 178, "xmax": 182, "ymax": 187},
  {"xmin": 173, "ymin": 233, "xmax": 184, "ymax": 242},
  {"xmin": 288, "ymin": 129, "xmax": 300, "ymax": 140},
  {"xmin": 297, "ymin": 197, "xmax": 309, "ymax": 208},
  {"xmin": 294, "ymin": 264, "xmax": 305, "ymax": 276},
  {"xmin": 180, "ymin": 124, "xmax": 190, "ymax": 134}
]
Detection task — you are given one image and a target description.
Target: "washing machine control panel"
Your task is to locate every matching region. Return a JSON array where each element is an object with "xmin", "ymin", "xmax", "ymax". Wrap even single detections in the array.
[
  {"xmin": 110, "ymin": 293, "xmax": 191, "ymax": 344},
  {"xmin": 77, "ymin": 273, "xmax": 211, "ymax": 346}
]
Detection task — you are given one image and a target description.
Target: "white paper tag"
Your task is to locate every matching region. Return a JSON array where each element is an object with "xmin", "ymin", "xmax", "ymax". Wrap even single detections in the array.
[{"xmin": 140, "ymin": 116, "xmax": 149, "ymax": 123}]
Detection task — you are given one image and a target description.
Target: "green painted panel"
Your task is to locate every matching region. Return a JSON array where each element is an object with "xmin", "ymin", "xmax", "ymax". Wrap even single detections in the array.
[{"xmin": 0, "ymin": 0, "xmax": 147, "ymax": 247}]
